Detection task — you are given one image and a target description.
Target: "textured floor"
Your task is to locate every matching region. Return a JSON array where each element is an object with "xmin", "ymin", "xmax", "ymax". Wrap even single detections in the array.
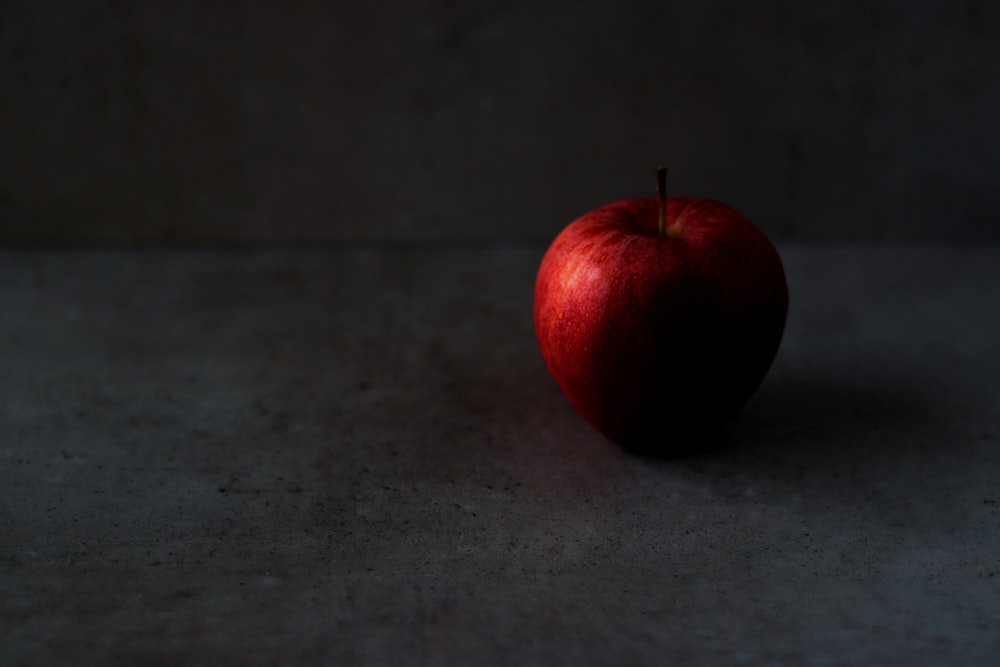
[{"xmin": 1, "ymin": 246, "xmax": 998, "ymax": 665}]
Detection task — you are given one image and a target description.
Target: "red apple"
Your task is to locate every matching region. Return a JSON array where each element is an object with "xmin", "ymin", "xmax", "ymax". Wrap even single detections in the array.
[{"xmin": 533, "ymin": 169, "xmax": 788, "ymax": 455}]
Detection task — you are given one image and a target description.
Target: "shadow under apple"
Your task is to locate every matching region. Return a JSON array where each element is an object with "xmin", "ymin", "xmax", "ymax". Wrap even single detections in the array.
[
  {"xmin": 737, "ymin": 367, "xmax": 938, "ymax": 448},
  {"xmin": 621, "ymin": 362, "xmax": 945, "ymax": 464}
]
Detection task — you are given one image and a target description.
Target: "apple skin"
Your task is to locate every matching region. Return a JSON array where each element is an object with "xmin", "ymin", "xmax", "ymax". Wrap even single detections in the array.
[{"xmin": 533, "ymin": 196, "xmax": 788, "ymax": 455}]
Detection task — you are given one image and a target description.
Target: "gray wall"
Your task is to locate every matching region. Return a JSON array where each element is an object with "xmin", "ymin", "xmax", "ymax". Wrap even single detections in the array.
[{"xmin": 2, "ymin": 0, "xmax": 998, "ymax": 243}]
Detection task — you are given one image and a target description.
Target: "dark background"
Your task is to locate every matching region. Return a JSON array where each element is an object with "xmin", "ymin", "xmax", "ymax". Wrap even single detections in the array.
[{"xmin": 2, "ymin": 0, "xmax": 998, "ymax": 244}]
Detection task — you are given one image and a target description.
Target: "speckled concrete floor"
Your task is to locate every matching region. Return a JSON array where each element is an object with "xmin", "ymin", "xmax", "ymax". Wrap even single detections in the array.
[{"xmin": 1, "ymin": 246, "xmax": 998, "ymax": 665}]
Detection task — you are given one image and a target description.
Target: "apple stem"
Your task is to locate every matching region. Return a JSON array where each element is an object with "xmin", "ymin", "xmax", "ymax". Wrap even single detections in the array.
[{"xmin": 656, "ymin": 167, "xmax": 668, "ymax": 237}]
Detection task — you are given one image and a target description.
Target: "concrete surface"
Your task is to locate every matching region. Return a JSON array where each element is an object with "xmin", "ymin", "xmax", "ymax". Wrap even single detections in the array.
[
  {"xmin": 1, "ymin": 245, "xmax": 999, "ymax": 665},
  {"xmin": 3, "ymin": 1, "xmax": 1000, "ymax": 243}
]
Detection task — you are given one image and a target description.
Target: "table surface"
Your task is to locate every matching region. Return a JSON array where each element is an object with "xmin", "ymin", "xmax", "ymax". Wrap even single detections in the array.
[{"xmin": 2, "ymin": 245, "xmax": 998, "ymax": 666}]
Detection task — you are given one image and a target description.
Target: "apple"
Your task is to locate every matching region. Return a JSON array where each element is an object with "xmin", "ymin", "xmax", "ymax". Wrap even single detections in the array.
[{"xmin": 533, "ymin": 168, "xmax": 788, "ymax": 455}]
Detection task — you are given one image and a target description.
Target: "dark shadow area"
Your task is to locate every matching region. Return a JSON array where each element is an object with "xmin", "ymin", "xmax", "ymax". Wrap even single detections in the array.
[
  {"xmin": 651, "ymin": 362, "xmax": 959, "ymax": 486},
  {"xmin": 610, "ymin": 362, "xmax": 942, "ymax": 463},
  {"xmin": 620, "ymin": 425, "xmax": 731, "ymax": 460},
  {"xmin": 734, "ymin": 367, "xmax": 943, "ymax": 450},
  {"xmin": 606, "ymin": 360, "xmax": 996, "ymax": 549}
]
